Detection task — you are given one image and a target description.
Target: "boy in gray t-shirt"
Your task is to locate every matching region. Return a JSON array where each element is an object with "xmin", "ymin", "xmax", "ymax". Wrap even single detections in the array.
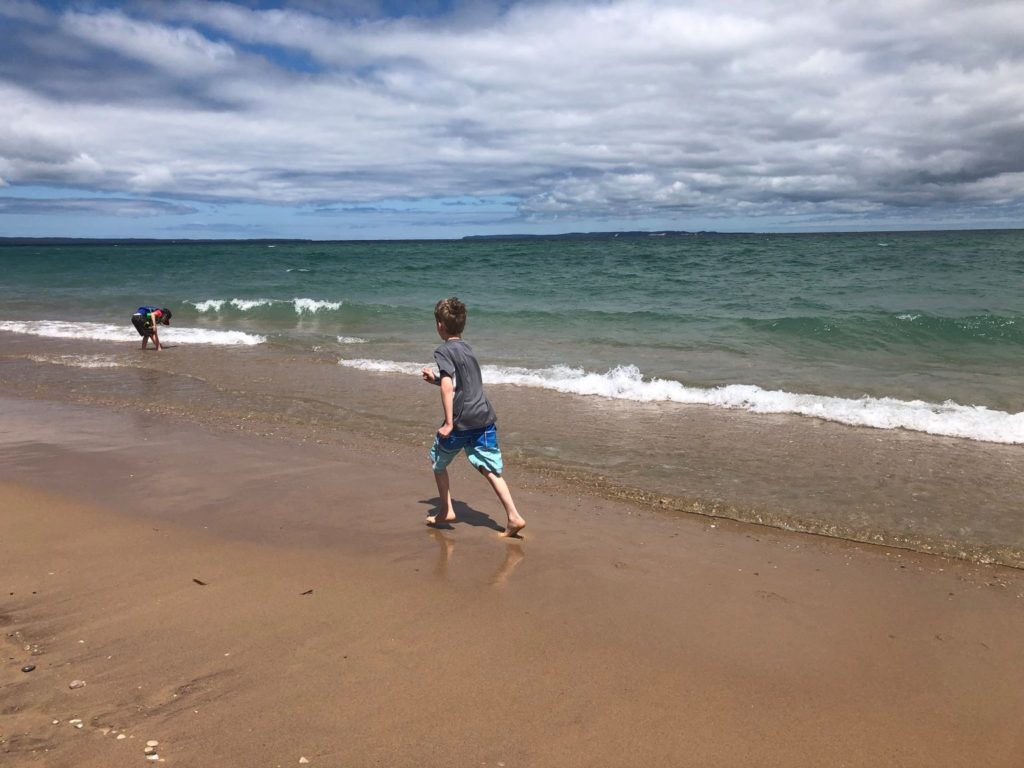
[{"xmin": 420, "ymin": 297, "xmax": 526, "ymax": 537}]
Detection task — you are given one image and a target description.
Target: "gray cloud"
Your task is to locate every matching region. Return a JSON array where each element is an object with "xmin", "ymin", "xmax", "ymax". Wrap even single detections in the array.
[
  {"xmin": 0, "ymin": 196, "xmax": 198, "ymax": 217},
  {"xmin": 1, "ymin": 0, "xmax": 1022, "ymax": 232}
]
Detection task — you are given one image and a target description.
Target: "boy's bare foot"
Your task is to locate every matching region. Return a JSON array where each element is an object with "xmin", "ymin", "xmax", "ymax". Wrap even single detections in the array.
[
  {"xmin": 426, "ymin": 509, "xmax": 457, "ymax": 526},
  {"xmin": 501, "ymin": 516, "xmax": 526, "ymax": 538}
]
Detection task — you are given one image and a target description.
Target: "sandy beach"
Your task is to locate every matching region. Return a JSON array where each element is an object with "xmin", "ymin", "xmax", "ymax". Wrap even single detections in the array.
[
  {"xmin": 2, "ymin": 395, "xmax": 1023, "ymax": 767},
  {"xmin": 5, "ymin": 2, "xmax": 1024, "ymax": 764}
]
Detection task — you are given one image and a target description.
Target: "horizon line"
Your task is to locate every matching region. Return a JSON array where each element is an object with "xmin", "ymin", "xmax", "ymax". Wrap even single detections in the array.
[{"xmin": 2, "ymin": 227, "xmax": 1022, "ymax": 244}]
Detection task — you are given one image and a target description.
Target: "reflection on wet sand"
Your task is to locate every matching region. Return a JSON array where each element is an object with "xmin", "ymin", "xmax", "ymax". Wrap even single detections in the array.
[
  {"xmin": 491, "ymin": 541, "xmax": 524, "ymax": 587},
  {"xmin": 429, "ymin": 528, "xmax": 456, "ymax": 578},
  {"xmin": 428, "ymin": 528, "xmax": 524, "ymax": 587}
]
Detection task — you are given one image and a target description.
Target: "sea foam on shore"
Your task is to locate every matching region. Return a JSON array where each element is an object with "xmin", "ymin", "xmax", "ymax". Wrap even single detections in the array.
[
  {"xmin": 0, "ymin": 320, "xmax": 265, "ymax": 346},
  {"xmin": 338, "ymin": 357, "xmax": 1024, "ymax": 445}
]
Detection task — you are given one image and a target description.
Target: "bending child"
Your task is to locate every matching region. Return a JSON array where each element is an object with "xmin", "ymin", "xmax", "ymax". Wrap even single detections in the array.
[
  {"xmin": 421, "ymin": 297, "xmax": 526, "ymax": 537},
  {"xmin": 131, "ymin": 306, "xmax": 172, "ymax": 351}
]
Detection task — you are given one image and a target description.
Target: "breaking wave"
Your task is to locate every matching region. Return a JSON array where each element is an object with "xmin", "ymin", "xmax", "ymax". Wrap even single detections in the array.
[
  {"xmin": 0, "ymin": 320, "xmax": 265, "ymax": 346},
  {"xmin": 188, "ymin": 298, "xmax": 342, "ymax": 315},
  {"xmin": 338, "ymin": 358, "xmax": 1024, "ymax": 445}
]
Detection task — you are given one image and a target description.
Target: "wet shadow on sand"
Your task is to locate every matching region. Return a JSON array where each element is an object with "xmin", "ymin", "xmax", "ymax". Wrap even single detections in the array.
[{"xmin": 417, "ymin": 498, "xmax": 504, "ymax": 533}]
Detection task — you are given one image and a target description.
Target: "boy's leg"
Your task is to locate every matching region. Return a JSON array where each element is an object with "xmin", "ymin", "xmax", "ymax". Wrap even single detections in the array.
[
  {"xmin": 427, "ymin": 435, "xmax": 461, "ymax": 525},
  {"xmin": 428, "ymin": 468, "xmax": 457, "ymax": 525},
  {"xmin": 480, "ymin": 469, "xmax": 526, "ymax": 537},
  {"xmin": 465, "ymin": 426, "xmax": 525, "ymax": 536}
]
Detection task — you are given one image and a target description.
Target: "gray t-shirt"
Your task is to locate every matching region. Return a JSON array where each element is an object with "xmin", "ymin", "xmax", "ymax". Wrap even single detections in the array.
[{"xmin": 433, "ymin": 339, "xmax": 497, "ymax": 430}]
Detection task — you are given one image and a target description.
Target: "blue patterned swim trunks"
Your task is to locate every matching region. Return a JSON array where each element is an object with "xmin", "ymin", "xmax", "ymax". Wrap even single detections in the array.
[{"xmin": 429, "ymin": 423, "xmax": 503, "ymax": 475}]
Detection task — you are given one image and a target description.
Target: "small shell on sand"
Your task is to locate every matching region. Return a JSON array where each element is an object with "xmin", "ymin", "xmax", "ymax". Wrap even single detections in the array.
[
  {"xmin": 68, "ymin": 679, "xmax": 86, "ymax": 689},
  {"xmin": 117, "ymin": 734, "xmax": 127, "ymax": 740},
  {"xmin": 146, "ymin": 740, "xmax": 159, "ymax": 747}
]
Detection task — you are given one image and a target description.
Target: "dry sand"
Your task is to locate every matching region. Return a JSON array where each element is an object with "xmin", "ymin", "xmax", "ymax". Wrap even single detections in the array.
[{"xmin": 2, "ymin": 397, "xmax": 1023, "ymax": 767}]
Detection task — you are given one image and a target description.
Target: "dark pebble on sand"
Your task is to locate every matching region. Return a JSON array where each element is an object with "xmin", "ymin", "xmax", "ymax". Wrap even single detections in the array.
[{"xmin": 22, "ymin": 665, "xmax": 36, "ymax": 672}]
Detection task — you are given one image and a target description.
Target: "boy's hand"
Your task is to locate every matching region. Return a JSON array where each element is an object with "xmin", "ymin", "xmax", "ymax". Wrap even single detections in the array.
[
  {"xmin": 421, "ymin": 367, "xmax": 436, "ymax": 384},
  {"xmin": 437, "ymin": 422, "xmax": 454, "ymax": 438}
]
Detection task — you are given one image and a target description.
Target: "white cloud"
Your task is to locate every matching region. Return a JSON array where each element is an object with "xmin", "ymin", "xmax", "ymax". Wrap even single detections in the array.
[
  {"xmin": 1, "ymin": 0, "xmax": 1022, "ymax": 232},
  {"xmin": 0, "ymin": 0, "xmax": 48, "ymax": 24},
  {"xmin": 60, "ymin": 10, "xmax": 238, "ymax": 78}
]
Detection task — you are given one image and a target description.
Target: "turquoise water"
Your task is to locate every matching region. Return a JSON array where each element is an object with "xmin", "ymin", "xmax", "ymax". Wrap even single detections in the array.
[{"xmin": 2, "ymin": 230, "xmax": 1023, "ymax": 442}]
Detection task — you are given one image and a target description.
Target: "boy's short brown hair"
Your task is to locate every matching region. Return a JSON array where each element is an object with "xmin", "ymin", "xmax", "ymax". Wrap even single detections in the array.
[{"xmin": 434, "ymin": 297, "xmax": 467, "ymax": 335}]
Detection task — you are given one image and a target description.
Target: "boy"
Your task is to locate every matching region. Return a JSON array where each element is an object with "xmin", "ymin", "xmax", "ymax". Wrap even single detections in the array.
[
  {"xmin": 131, "ymin": 306, "xmax": 172, "ymax": 350},
  {"xmin": 421, "ymin": 297, "xmax": 526, "ymax": 537}
]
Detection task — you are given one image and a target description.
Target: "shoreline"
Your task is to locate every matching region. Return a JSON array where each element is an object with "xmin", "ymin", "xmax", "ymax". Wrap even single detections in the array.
[
  {"xmin": 2, "ymin": 396, "xmax": 1024, "ymax": 766},
  {"xmin": 3, "ymin": 334, "xmax": 1024, "ymax": 569}
]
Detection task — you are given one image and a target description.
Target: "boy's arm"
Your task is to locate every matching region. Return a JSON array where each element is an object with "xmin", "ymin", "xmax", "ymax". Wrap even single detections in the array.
[
  {"xmin": 150, "ymin": 314, "xmax": 162, "ymax": 350},
  {"xmin": 143, "ymin": 311, "xmax": 159, "ymax": 350},
  {"xmin": 437, "ymin": 376, "xmax": 455, "ymax": 437}
]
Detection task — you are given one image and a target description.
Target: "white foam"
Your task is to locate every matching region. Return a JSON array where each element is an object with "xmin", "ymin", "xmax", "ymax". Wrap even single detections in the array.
[
  {"xmin": 1, "ymin": 320, "xmax": 265, "ymax": 346},
  {"xmin": 171, "ymin": 328, "xmax": 266, "ymax": 345},
  {"xmin": 188, "ymin": 298, "xmax": 277, "ymax": 312},
  {"xmin": 187, "ymin": 297, "xmax": 341, "ymax": 314},
  {"xmin": 191, "ymin": 299, "xmax": 225, "ymax": 313},
  {"xmin": 337, "ymin": 336, "xmax": 368, "ymax": 344},
  {"xmin": 27, "ymin": 354, "xmax": 125, "ymax": 368},
  {"xmin": 231, "ymin": 298, "xmax": 275, "ymax": 311},
  {"xmin": 338, "ymin": 358, "xmax": 1024, "ymax": 445},
  {"xmin": 341, "ymin": 359, "xmax": 424, "ymax": 376},
  {"xmin": 2, "ymin": 320, "xmax": 131, "ymax": 342},
  {"xmin": 294, "ymin": 298, "xmax": 342, "ymax": 314}
]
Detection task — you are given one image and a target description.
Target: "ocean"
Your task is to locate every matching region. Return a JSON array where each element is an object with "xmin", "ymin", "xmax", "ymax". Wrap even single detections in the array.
[{"xmin": 2, "ymin": 231, "xmax": 1022, "ymax": 566}]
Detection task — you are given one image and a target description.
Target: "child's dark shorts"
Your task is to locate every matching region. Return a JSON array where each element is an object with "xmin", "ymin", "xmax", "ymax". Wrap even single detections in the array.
[
  {"xmin": 131, "ymin": 313, "xmax": 152, "ymax": 337},
  {"xmin": 429, "ymin": 424, "xmax": 503, "ymax": 476}
]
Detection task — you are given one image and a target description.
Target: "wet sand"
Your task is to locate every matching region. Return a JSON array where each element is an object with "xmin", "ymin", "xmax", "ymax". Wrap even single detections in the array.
[
  {"xmin": 2, "ymin": 396, "xmax": 1023, "ymax": 767},
  {"xmin": 4, "ymin": 334, "xmax": 1024, "ymax": 567}
]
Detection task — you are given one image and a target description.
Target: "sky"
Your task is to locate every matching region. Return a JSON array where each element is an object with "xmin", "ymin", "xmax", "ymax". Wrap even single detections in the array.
[{"xmin": 1, "ymin": 0, "xmax": 1023, "ymax": 239}]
